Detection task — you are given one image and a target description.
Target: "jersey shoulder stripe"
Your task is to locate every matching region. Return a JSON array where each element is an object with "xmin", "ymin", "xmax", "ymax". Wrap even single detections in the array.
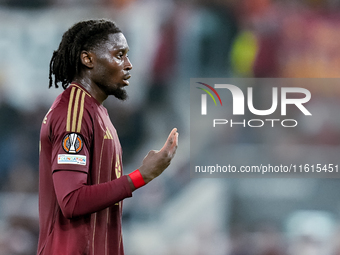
[{"xmin": 66, "ymin": 85, "xmax": 91, "ymax": 133}]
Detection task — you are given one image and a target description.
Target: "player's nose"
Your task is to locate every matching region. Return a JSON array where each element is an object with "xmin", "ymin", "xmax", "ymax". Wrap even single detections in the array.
[{"xmin": 125, "ymin": 57, "xmax": 132, "ymax": 70}]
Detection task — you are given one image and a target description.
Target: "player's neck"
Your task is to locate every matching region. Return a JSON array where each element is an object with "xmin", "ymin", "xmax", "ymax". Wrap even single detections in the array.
[{"xmin": 73, "ymin": 77, "xmax": 108, "ymax": 104}]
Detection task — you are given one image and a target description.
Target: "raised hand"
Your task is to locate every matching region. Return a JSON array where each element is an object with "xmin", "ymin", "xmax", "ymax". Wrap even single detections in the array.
[{"xmin": 138, "ymin": 128, "xmax": 179, "ymax": 184}]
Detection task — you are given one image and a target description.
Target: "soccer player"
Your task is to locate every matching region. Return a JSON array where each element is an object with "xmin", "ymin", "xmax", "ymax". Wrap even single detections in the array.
[{"xmin": 37, "ymin": 19, "xmax": 178, "ymax": 255}]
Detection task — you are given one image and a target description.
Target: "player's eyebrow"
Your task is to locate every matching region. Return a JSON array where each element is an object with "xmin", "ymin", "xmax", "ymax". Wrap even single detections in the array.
[
  {"xmin": 112, "ymin": 45, "xmax": 129, "ymax": 52},
  {"xmin": 110, "ymin": 46, "xmax": 129, "ymax": 56}
]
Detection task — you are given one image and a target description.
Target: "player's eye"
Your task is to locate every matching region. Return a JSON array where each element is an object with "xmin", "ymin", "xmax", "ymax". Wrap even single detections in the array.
[{"xmin": 116, "ymin": 52, "xmax": 124, "ymax": 59}]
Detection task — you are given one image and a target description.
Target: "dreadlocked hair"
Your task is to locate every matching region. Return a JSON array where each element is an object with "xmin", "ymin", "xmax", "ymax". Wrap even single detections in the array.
[{"xmin": 49, "ymin": 19, "xmax": 122, "ymax": 89}]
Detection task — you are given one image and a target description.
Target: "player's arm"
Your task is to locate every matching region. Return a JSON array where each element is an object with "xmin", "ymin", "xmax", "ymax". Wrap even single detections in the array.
[
  {"xmin": 53, "ymin": 128, "xmax": 178, "ymax": 218},
  {"xmin": 53, "ymin": 170, "xmax": 132, "ymax": 219}
]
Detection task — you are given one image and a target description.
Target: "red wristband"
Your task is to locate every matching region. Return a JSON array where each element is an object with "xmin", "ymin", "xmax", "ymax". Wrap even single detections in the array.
[{"xmin": 128, "ymin": 169, "xmax": 146, "ymax": 189}]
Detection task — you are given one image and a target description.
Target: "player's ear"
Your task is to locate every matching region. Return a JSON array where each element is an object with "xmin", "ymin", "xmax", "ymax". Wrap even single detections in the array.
[{"xmin": 80, "ymin": 50, "xmax": 94, "ymax": 68}]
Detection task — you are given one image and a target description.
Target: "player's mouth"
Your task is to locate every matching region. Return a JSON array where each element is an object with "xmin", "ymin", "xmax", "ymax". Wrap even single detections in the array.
[{"xmin": 122, "ymin": 73, "xmax": 131, "ymax": 86}]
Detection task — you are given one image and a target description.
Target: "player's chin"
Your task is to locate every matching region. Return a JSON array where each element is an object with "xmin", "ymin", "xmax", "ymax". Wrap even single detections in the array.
[{"xmin": 111, "ymin": 87, "xmax": 128, "ymax": 101}]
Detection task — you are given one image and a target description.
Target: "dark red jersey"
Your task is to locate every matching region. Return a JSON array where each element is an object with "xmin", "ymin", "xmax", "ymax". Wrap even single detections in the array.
[{"xmin": 38, "ymin": 83, "xmax": 132, "ymax": 255}]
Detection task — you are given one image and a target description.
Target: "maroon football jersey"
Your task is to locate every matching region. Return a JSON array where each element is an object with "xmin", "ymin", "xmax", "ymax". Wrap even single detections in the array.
[{"xmin": 38, "ymin": 83, "xmax": 132, "ymax": 255}]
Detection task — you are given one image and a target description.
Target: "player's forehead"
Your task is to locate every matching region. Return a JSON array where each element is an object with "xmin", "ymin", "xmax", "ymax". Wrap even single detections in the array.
[{"xmin": 101, "ymin": 32, "xmax": 129, "ymax": 52}]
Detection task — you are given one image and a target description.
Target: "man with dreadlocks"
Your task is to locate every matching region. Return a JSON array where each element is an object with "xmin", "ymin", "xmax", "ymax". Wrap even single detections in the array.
[{"xmin": 38, "ymin": 19, "xmax": 178, "ymax": 255}]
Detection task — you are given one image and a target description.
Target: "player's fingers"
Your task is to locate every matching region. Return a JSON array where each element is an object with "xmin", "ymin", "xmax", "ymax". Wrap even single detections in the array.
[
  {"xmin": 160, "ymin": 128, "xmax": 178, "ymax": 153},
  {"xmin": 168, "ymin": 131, "xmax": 179, "ymax": 157}
]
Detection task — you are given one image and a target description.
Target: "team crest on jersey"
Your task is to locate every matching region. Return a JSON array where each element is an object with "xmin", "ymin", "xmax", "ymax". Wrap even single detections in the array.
[{"xmin": 62, "ymin": 133, "xmax": 83, "ymax": 154}]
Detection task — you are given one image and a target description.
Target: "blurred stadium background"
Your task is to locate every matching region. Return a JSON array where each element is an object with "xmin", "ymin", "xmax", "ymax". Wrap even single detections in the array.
[{"xmin": 1, "ymin": 0, "xmax": 340, "ymax": 254}]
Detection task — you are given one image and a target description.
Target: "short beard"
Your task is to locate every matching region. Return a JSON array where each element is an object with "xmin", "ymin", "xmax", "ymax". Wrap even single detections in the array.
[
  {"xmin": 99, "ymin": 84, "xmax": 128, "ymax": 101},
  {"xmin": 111, "ymin": 87, "xmax": 128, "ymax": 101}
]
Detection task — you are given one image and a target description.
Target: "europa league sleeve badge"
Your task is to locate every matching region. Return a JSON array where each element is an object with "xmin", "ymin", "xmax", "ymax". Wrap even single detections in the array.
[{"xmin": 62, "ymin": 133, "xmax": 84, "ymax": 154}]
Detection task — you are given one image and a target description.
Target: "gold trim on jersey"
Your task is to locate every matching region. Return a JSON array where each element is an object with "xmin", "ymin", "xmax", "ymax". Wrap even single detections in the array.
[
  {"xmin": 103, "ymin": 127, "xmax": 113, "ymax": 139},
  {"xmin": 77, "ymin": 92, "xmax": 86, "ymax": 133},
  {"xmin": 91, "ymin": 137, "xmax": 106, "ymax": 254},
  {"xmin": 70, "ymin": 83, "xmax": 91, "ymax": 97},
  {"xmin": 115, "ymin": 155, "xmax": 122, "ymax": 179},
  {"xmin": 66, "ymin": 87, "xmax": 75, "ymax": 132},
  {"xmin": 43, "ymin": 108, "xmax": 52, "ymax": 124},
  {"xmin": 71, "ymin": 89, "xmax": 81, "ymax": 132},
  {"xmin": 66, "ymin": 86, "xmax": 88, "ymax": 132},
  {"xmin": 92, "ymin": 213, "xmax": 97, "ymax": 255},
  {"xmin": 105, "ymin": 147, "xmax": 115, "ymax": 248}
]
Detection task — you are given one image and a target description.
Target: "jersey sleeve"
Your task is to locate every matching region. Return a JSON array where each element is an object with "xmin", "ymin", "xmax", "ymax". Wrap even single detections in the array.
[
  {"xmin": 50, "ymin": 88, "xmax": 92, "ymax": 174},
  {"xmin": 53, "ymin": 170, "xmax": 132, "ymax": 218}
]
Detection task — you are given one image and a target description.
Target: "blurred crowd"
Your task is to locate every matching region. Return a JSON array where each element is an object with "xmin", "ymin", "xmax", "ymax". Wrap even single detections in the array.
[{"xmin": 1, "ymin": 0, "xmax": 340, "ymax": 254}]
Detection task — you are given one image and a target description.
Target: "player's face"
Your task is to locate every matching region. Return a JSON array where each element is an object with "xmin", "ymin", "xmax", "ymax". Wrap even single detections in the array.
[{"xmin": 92, "ymin": 33, "xmax": 132, "ymax": 100}]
